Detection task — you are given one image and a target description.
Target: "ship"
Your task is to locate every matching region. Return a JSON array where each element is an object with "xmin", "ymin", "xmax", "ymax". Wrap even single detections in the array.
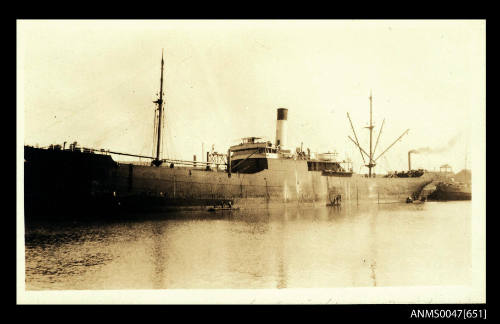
[
  {"xmin": 427, "ymin": 181, "xmax": 471, "ymax": 201},
  {"xmin": 409, "ymin": 164, "xmax": 472, "ymax": 202},
  {"xmin": 424, "ymin": 166, "xmax": 471, "ymax": 201},
  {"xmin": 24, "ymin": 52, "xmax": 436, "ymax": 219}
]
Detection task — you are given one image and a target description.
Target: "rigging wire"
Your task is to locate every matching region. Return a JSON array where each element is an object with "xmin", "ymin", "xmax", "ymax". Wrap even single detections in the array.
[
  {"xmin": 32, "ymin": 57, "xmax": 179, "ymax": 158},
  {"xmin": 89, "ymin": 116, "xmax": 143, "ymax": 148},
  {"xmin": 40, "ymin": 64, "xmax": 158, "ymax": 132},
  {"xmin": 161, "ymin": 90, "xmax": 166, "ymax": 160},
  {"xmin": 152, "ymin": 107, "xmax": 159, "ymax": 157},
  {"xmin": 161, "ymin": 97, "xmax": 167, "ymax": 159}
]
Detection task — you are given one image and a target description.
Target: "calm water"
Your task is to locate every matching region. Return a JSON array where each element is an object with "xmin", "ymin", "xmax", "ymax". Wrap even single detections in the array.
[{"xmin": 24, "ymin": 201, "xmax": 471, "ymax": 290}]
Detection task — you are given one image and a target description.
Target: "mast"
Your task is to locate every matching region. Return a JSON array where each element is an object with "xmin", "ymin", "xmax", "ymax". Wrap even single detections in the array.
[
  {"xmin": 152, "ymin": 50, "xmax": 165, "ymax": 167},
  {"xmin": 369, "ymin": 90, "xmax": 372, "ymax": 161},
  {"xmin": 365, "ymin": 90, "xmax": 375, "ymax": 177},
  {"xmin": 347, "ymin": 90, "xmax": 409, "ymax": 177}
]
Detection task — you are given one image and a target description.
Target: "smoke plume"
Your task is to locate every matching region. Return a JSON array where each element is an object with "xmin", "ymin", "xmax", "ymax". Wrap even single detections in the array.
[{"xmin": 409, "ymin": 133, "xmax": 461, "ymax": 155}]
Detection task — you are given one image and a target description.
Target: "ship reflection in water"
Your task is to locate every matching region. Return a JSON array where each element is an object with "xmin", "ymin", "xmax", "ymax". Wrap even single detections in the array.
[{"xmin": 25, "ymin": 201, "xmax": 471, "ymax": 290}]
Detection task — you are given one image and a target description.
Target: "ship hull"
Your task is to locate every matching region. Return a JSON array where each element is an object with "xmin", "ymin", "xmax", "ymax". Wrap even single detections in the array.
[
  {"xmin": 427, "ymin": 184, "xmax": 472, "ymax": 201},
  {"xmin": 110, "ymin": 161, "xmax": 433, "ymax": 204},
  {"xmin": 428, "ymin": 191, "xmax": 471, "ymax": 201},
  {"xmin": 24, "ymin": 146, "xmax": 435, "ymax": 219}
]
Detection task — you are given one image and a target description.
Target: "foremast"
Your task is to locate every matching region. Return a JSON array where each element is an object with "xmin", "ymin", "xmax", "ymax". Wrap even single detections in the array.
[{"xmin": 152, "ymin": 50, "xmax": 165, "ymax": 167}]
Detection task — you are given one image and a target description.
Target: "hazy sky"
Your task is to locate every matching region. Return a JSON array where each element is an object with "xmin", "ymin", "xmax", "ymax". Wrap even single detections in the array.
[{"xmin": 18, "ymin": 20, "xmax": 485, "ymax": 173}]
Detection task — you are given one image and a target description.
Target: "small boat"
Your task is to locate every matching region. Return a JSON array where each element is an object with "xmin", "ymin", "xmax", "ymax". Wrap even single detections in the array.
[
  {"xmin": 327, "ymin": 193, "xmax": 342, "ymax": 206},
  {"xmin": 406, "ymin": 195, "xmax": 426, "ymax": 204},
  {"xmin": 207, "ymin": 206, "xmax": 239, "ymax": 212},
  {"xmin": 207, "ymin": 200, "xmax": 238, "ymax": 211}
]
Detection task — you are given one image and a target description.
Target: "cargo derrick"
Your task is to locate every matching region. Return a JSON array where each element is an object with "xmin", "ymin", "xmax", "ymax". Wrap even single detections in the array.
[{"xmin": 347, "ymin": 91, "xmax": 409, "ymax": 177}]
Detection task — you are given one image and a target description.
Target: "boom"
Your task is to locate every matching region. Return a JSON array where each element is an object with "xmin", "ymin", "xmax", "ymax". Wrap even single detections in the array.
[
  {"xmin": 372, "ymin": 118, "xmax": 385, "ymax": 158},
  {"xmin": 347, "ymin": 136, "xmax": 370, "ymax": 159},
  {"xmin": 374, "ymin": 129, "xmax": 410, "ymax": 162},
  {"xmin": 347, "ymin": 112, "xmax": 366, "ymax": 164}
]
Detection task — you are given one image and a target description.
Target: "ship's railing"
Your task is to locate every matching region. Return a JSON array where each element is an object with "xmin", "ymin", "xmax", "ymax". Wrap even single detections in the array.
[
  {"xmin": 161, "ymin": 158, "xmax": 227, "ymax": 170},
  {"xmin": 116, "ymin": 156, "xmax": 227, "ymax": 170},
  {"xmin": 40, "ymin": 144, "xmax": 228, "ymax": 170}
]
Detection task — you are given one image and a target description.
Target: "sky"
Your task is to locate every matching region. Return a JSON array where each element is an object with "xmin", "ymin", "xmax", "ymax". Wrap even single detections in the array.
[{"xmin": 18, "ymin": 20, "xmax": 485, "ymax": 174}]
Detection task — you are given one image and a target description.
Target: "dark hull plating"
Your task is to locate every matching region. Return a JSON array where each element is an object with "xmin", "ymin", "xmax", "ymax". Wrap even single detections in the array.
[
  {"xmin": 24, "ymin": 146, "xmax": 435, "ymax": 219},
  {"xmin": 427, "ymin": 184, "xmax": 472, "ymax": 201}
]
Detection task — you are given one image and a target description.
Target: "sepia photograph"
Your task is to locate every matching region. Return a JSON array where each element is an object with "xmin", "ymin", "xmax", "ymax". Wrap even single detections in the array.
[{"xmin": 17, "ymin": 19, "xmax": 485, "ymax": 305}]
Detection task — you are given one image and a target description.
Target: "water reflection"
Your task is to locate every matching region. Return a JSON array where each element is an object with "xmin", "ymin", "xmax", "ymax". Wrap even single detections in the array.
[
  {"xmin": 368, "ymin": 208, "xmax": 378, "ymax": 287},
  {"xmin": 25, "ymin": 201, "xmax": 472, "ymax": 290},
  {"xmin": 151, "ymin": 221, "xmax": 166, "ymax": 289},
  {"xmin": 276, "ymin": 208, "xmax": 287, "ymax": 289}
]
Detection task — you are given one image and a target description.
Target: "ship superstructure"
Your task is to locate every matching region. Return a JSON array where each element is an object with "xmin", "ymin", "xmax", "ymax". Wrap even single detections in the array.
[
  {"xmin": 229, "ymin": 108, "xmax": 353, "ymax": 176},
  {"xmin": 228, "ymin": 107, "xmax": 292, "ymax": 173},
  {"xmin": 229, "ymin": 137, "xmax": 277, "ymax": 174}
]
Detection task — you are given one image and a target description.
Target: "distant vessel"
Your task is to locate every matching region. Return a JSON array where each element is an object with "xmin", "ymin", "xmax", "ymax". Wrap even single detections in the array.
[
  {"xmin": 427, "ymin": 181, "xmax": 471, "ymax": 200},
  {"xmin": 427, "ymin": 165, "xmax": 471, "ymax": 201},
  {"xmin": 24, "ymin": 52, "xmax": 436, "ymax": 219},
  {"xmin": 416, "ymin": 164, "xmax": 471, "ymax": 201}
]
